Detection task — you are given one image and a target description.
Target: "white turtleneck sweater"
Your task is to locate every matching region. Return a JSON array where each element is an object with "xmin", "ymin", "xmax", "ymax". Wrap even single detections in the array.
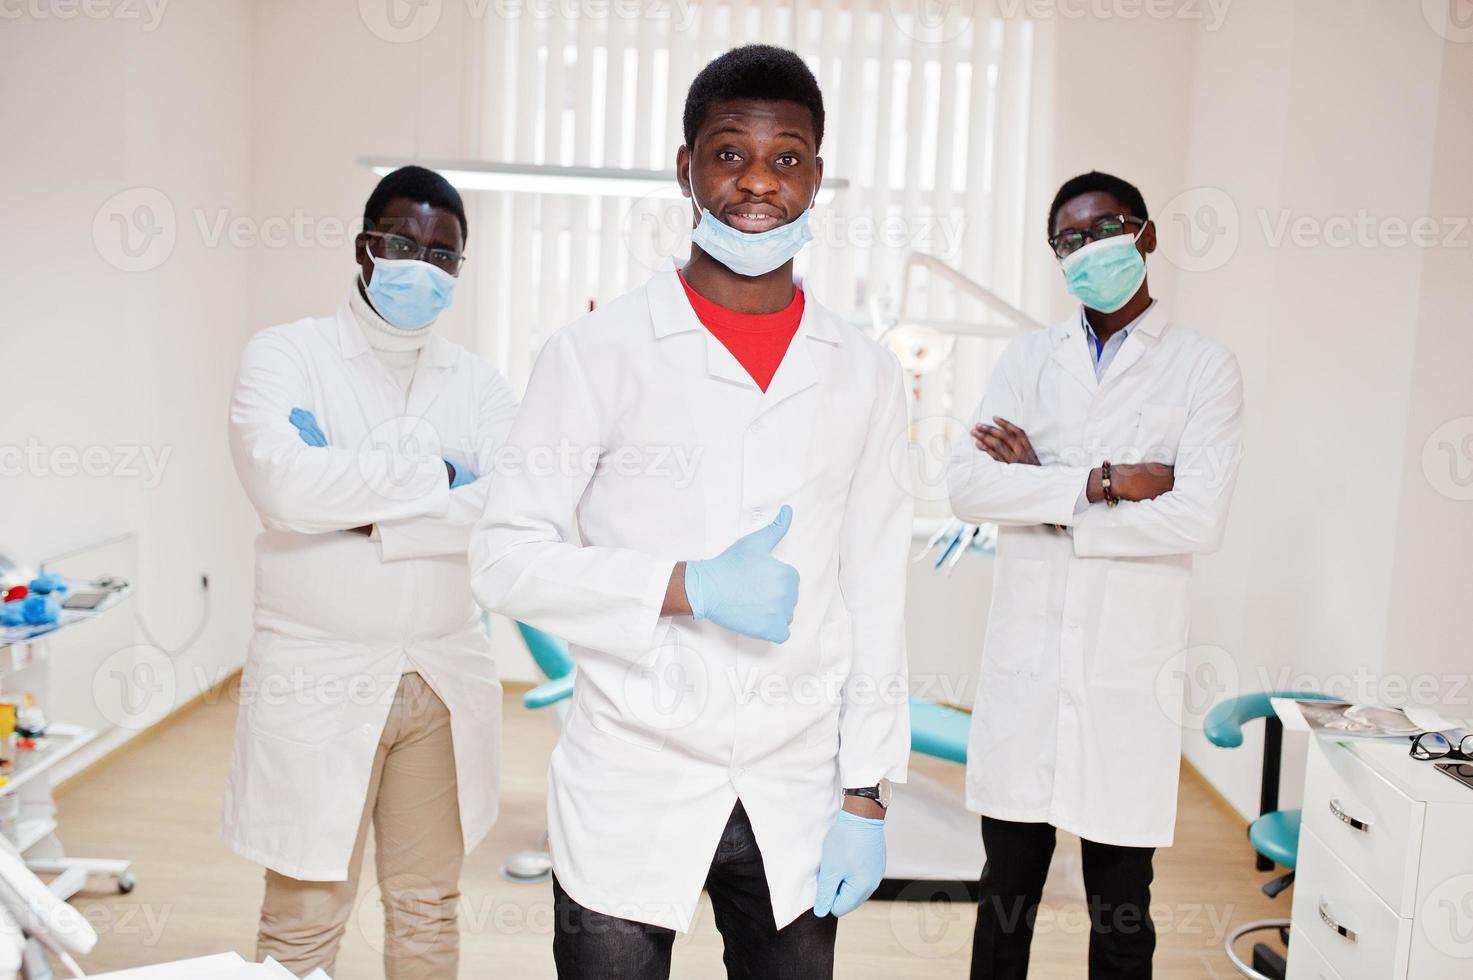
[{"xmin": 349, "ymin": 279, "xmax": 430, "ymax": 396}]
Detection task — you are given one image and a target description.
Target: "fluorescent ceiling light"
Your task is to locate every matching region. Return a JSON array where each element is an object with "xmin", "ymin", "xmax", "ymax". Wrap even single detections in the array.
[{"xmin": 359, "ymin": 157, "xmax": 845, "ymax": 203}]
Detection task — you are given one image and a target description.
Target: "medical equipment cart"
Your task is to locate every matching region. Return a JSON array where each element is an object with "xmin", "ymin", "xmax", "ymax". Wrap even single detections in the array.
[{"xmin": 0, "ymin": 584, "xmax": 136, "ymax": 901}]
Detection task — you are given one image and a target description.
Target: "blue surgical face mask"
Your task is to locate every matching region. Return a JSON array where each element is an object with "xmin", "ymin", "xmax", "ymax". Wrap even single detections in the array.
[
  {"xmin": 362, "ymin": 251, "xmax": 458, "ymax": 330},
  {"xmin": 689, "ymin": 192, "xmax": 815, "ymax": 278},
  {"xmin": 1059, "ymin": 229, "xmax": 1147, "ymax": 314}
]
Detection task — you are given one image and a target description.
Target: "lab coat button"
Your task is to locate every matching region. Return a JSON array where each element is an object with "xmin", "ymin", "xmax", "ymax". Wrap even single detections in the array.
[
  {"xmin": 749, "ymin": 508, "xmax": 762, "ymax": 522},
  {"xmin": 750, "ymin": 420, "xmax": 763, "ymax": 434}
]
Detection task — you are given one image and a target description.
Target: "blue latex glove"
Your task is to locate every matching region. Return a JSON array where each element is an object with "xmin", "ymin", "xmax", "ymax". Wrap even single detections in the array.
[
  {"xmin": 814, "ymin": 810, "xmax": 887, "ymax": 917},
  {"xmin": 447, "ymin": 459, "xmax": 477, "ymax": 490},
  {"xmin": 0, "ymin": 603, "xmax": 23, "ymax": 627},
  {"xmin": 289, "ymin": 407, "xmax": 327, "ymax": 447},
  {"xmin": 20, "ymin": 595, "xmax": 61, "ymax": 626},
  {"xmin": 684, "ymin": 504, "xmax": 799, "ymax": 643},
  {"xmin": 28, "ymin": 572, "xmax": 68, "ymax": 595}
]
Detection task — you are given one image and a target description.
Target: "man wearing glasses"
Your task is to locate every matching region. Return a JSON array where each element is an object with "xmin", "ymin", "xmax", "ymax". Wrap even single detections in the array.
[
  {"xmin": 226, "ymin": 166, "xmax": 518, "ymax": 977},
  {"xmin": 947, "ymin": 171, "xmax": 1245, "ymax": 979}
]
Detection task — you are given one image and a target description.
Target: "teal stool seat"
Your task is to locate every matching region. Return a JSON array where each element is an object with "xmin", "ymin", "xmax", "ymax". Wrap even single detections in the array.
[
  {"xmin": 1249, "ymin": 809, "xmax": 1301, "ymax": 871},
  {"xmin": 1204, "ymin": 690, "xmax": 1342, "ymax": 749},
  {"xmin": 1206, "ymin": 691, "xmax": 1343, "ymax": 980},
  {"xmin": 514, "ymin": 622, "xmax": 576, "ymax": 710},
  {"xmin": 909, "ymin": 697, "xmax": 970, "ymax": 763}
]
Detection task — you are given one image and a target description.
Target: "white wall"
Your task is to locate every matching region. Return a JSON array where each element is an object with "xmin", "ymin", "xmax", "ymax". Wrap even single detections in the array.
[
  {"xmin": 242, "ymin": 0, "xmax": 535, "ymax": 681},
  {"xmin": 1171, "ymin": 0, "xmax": 1472, "ymax": 818},
  {"xmin": 919, "ymin": 2, "xmax": 1473, "ymax": 825},
  {"xmin": 0, "ymin": 3, "xmax": 257, "ymax": 745}
]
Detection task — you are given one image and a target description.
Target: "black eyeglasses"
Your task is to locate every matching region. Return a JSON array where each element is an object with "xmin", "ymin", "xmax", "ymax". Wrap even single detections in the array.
[
  {"xmin": 363, "ymin": 231, "xmax": 466, "ymax": 275},
  {"xmin": 1410, "ymin": 730, "xmax": 1473, "ymax": 761},
  {"xmin": 1048, "ymin": 214, "xmax": 1145, "ymax": 259}
]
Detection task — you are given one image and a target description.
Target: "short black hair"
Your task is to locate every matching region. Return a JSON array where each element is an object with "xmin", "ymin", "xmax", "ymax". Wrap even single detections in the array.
[
  {"xmin": 364, "ymin": 165, "xmax": 468, "ymax": 241},
  {"xmin": 1048, "ymin": 171, "xmax": 1148, "ymax": 236},
  {"xmin": 682, "ymin": 44, "xmax": 825, "ymax": 152}
]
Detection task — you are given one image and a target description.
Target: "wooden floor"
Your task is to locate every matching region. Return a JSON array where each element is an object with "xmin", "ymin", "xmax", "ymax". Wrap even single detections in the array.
[{"xmin": 54, "ymin": 681, "xmax": 1282, "ymax": 978}]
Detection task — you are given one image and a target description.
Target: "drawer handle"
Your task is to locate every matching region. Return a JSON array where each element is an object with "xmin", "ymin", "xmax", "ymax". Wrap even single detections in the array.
[
  {"xmin": 1318, "ymin": 900, "xmax": 1358, "ymax": 943},
  {"xmin": 1328, "ymin": 797, "xmax": 1371, "ymax": 832}
]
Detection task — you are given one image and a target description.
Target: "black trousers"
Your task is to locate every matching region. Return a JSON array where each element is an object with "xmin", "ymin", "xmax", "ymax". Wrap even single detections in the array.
[
  {"xmin": 970, "ymin": 816, "xmax": 1157, "ymax": 980},
  {"xmin": 552, "ymin": 801, "xmax": 837, "ymax": 980}
]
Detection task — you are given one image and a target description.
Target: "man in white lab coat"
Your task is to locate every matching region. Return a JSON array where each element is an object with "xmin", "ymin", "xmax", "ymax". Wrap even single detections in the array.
[
  {"xmin": 948, "ymin": 171, "xmax": 1244, "ymax": 980},
  {"xmin": 469, "ymin": 45, "xmax": 911, "ymax": 980},
  {"xmin": 225, "ymin": 166, "xmax": 518, "ymax": 978}
]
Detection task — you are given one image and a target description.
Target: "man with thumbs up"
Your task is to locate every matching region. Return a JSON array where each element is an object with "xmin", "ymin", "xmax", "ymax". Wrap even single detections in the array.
[{"xmin": 469, "ymin": 44, "xmax": 912, "ymax": 980}]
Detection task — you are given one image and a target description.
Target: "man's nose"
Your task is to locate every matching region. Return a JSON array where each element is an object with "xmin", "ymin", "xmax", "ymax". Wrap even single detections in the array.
[{"xmin": 734, "ymin": 161, "xmax": 779, "ymax": 197}]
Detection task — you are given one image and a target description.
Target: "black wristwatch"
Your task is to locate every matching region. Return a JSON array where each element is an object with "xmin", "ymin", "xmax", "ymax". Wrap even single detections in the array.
[{"xmin": 843, "ymin": 780, "xmax": 892, "ymax": 810}]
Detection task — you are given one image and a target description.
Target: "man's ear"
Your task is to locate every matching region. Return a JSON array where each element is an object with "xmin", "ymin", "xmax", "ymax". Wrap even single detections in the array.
[
  {"xmin": 1139, "ymin": 219, "xmax": 1157, "ymax": 256},
  {"xmin": 676, "ymin": 145, "xmax": 692, "ymax": 199},
  {"xmin": 813, "ymin": 155, "xmax": 824, "ymax": 205}
]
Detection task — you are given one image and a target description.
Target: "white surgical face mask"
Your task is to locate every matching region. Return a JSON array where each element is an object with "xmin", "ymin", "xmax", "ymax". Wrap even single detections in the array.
[{"xmin": 688, "ymin": 190, "xmax": 815, "ymax": 278}]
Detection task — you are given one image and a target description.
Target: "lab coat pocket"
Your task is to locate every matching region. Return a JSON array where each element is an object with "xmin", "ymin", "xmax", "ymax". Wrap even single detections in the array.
[
  {"xmin": 981, "ymin": 558, "xmax": 1052, "ymax": 677},
  {"xmin": 1134, "ymin": 404, "xmax": 1188, "ymax": 465},
  {"xmin": 582, "ymin": 626, "xmax": 702, "ymax": 753},
  {"xmin": 805, "ymin": 618, "xmax": 850, "ymax": 751},
  {"xmin": 1089, "ymin": 565, "xmax": 1190, "ymax": 690}
]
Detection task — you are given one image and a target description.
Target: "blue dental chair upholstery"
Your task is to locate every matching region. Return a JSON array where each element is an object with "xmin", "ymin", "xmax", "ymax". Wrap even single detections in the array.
[{"xmin": 1204, "ymin": 691, "xmax": 1342, "ymax": 980}]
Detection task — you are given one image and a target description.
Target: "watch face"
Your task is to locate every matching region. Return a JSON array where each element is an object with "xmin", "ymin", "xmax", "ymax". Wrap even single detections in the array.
[{"xmin": 877, "ymin": 778, "xmax": 892, "ymax": 809}]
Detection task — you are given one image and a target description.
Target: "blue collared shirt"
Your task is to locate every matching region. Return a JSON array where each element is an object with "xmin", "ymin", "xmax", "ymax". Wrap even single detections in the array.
[{"xmin": 1081, "ymin": 299, "xmax": 1155, "ymax": 380}]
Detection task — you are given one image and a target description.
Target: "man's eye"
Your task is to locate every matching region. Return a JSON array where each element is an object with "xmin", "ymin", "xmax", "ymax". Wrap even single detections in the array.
[
  {"xmin": 717, "ymin": 150, "xmax": 741, "ymax": 162},
  {"xmin": 777, "ymin": 154, "xmax": 799, "ymax": 166}
]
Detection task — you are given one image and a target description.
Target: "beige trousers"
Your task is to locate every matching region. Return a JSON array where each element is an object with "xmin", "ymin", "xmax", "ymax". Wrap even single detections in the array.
[{"xmin": 257, "ymin": 672, "xmax": 464, "ymax": 979}]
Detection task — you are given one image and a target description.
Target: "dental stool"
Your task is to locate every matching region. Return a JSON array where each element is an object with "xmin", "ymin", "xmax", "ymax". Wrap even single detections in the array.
[
  {"xmin": 499, "ymin": 622, "xmax": 576, "ymax": 884},
  {"xmin": 1204, "ymin": 691, "xmax": 1342, "ymax": 980}
]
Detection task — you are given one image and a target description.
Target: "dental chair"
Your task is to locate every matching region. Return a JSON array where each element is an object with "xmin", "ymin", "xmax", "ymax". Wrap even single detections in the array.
[
  {"xmin": 498, "ymin": 622, "xmax": 575, "ymax": 884},
  {"xmin": 873, "ymin": 697, "xmax": 984, "ymax": 901},
  {"xmin": 1204, "ymin": 691, "xmax": 1342, "ymax": 980}
]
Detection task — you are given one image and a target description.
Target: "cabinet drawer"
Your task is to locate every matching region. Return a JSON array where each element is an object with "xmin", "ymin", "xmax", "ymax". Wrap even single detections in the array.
[
  {"xmin": 1286, "ymin": 931, "xmax": 1346, "ymax": 980},
  {"xmin": 1291, "ymin": 828, "xmax": 1412, "ymax": 980},
  {"xmin": 1302, "ymin": 740, "xmax": 1424, "ymax": 914}
]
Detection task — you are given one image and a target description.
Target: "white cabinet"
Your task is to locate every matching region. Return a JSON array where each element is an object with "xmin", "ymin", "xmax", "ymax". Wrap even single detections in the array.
[{"xmin": 1287, "ymin": 739, "xmax": 1473, "ymax": 979}]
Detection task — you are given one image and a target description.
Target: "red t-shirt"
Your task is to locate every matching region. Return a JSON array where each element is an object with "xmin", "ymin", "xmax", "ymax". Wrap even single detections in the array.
[{"xmin": 678, "ymin": 270, "xmax": 804, "ymax": 393}]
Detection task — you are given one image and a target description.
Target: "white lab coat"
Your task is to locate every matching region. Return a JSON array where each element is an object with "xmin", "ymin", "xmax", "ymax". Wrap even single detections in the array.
[
  {"xmin": 223, "ymin": 293, "xmax": 518, "ymax": 880},
  {"xmin": 468, "ymin": 269, "xmax": 912, "ymax": 932},
  {"xmin": 948, "ymin": 303, "xmax": 1243, "ymax": 847}
]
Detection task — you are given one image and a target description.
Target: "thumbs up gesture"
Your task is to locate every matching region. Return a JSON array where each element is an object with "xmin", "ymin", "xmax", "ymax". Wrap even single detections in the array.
[{"xmin": 684, "ymin": 505, "xmax": 800, "ymax": 643}]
